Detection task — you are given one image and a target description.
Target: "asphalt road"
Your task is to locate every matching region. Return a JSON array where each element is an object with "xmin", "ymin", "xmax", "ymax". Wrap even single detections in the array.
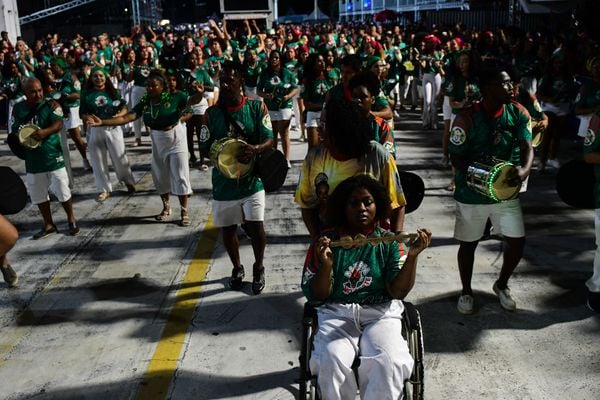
[{"xmin": 0, "ymin": 110, "xmax": 598, "ymax": 400}]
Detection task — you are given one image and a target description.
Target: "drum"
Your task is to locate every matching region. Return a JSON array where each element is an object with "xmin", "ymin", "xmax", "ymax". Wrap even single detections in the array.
[
  {"xmin": 531, "ymin": 120, "xmax": 545, "ymax": 148},
  {"xmin": 466, "ymin": 159, "xmax": 522, "ymax": 201},
  {"xmin": 209, "ymin": 138, "xmax": 254, "ymax": 179},
  {"xmin": 556, "ymin": 159, "xmax": 594, "ymax": 209},
  {"xmin": 18, "ymin": 124, "xmax": 41, "ymax": 149}
]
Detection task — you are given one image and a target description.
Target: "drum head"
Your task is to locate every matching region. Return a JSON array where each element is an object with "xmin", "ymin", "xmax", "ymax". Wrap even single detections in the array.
[
  {"xmin": 18, "ymin": 124, "xmax": 40, "ymax": 149},
  {"xmin": 556, "ymin": 159, "xmax": 594, "ymax": 209},
  {"xmin": 490, "ymin": 164, "xmax": 521, "ymax": 201},
  {"xmin": 256, "ymin": 148, "xmax": 289, "ymax": 192},
  {"xmin": 399, "ymin": 171, "xmax": 425, "ymax": 214},
  {"xmin": 216, "ymin": 140, "xmax": 253, "ymax": 179}
]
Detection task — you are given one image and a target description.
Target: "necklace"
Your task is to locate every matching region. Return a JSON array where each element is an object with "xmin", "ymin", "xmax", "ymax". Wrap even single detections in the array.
[{"xmin": 149, "ymin": 100, "xmax": 161, "ymax": 119}]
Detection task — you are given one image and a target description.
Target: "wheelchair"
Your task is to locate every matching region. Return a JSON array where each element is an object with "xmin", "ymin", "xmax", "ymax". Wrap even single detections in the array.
[{"xmin": 298, "ymin": 301, "xmax": 424, "ymax": 400}]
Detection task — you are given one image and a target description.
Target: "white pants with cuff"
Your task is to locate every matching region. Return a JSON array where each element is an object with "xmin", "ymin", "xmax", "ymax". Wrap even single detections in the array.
[
  {"xmin": 131, "ymin": 85, "xmax": 146, "ymax": 139},
  {"xmin": 150, "ymin": 124, "xmax": 192, "ymax": 196},
  {"xmin": 310, "ymin": 300, "xmax": 413, "ymax": 400},
  {"xmin": 88, "ymin": 126, "xmax": 135, "ymax": 193}
]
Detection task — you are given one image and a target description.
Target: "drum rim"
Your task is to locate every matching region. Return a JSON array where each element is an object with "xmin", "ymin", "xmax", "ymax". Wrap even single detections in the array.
[
  {"xmin": 18, "ymin": 124, "xmax": 41, "ymax": 149},
  {"xmin": 210, "ymin": 137, "xmax": 255, "ymax": 179}
]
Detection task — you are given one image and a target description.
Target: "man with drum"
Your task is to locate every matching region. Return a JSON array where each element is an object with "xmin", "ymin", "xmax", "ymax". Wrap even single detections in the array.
[
  {"xmin": 582, "ymin": 113, "xmax": 600, "ymax": 313},
  {"xmin": 12, "ymin": 78, "xmax": 80, "ymax": 239},
  {"xmin": 448, "ymin": 62, "xmax": 533, "ymax": 314},
  {"xmin": 199, "ymin": 61, "xmax": 274, "ymax": 295}
]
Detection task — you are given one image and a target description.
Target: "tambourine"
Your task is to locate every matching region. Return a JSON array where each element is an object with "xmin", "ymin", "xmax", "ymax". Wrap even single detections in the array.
[{"xmin": 18, "ymin": 124, "xmax": 41, "ymax": 149}]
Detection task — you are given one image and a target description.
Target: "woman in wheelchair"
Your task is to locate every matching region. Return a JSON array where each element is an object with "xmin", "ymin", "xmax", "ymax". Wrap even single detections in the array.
[{"xmin": 301, "ymin": 175, "xmax": 431, "ymax": 400}]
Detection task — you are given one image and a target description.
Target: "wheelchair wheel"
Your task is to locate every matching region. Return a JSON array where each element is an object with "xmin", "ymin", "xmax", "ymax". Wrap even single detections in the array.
[
  {"xmin": 402, "ymin": 302, "xmax": 425, "ymax": 400},
  {"xmin": 298, "ymin": 302, "xmax": 320, "ymax": 400}
]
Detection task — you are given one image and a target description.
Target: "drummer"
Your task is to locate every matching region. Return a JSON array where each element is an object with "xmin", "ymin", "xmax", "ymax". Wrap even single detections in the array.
[
  {"xmin": 12, "ymin": 78, "xmax": 80, "ymax": 238},
  {"xmin": 448, "ymin": 61, "xmax": 533, "ymax": 315},
  {"xmin": 198, "ymin": 61, "xmax": 274, "ymax": 295}
]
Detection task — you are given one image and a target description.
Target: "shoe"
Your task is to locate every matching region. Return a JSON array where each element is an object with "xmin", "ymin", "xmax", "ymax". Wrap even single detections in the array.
[
  {"xmin": 1, "ymin": 264, "xmax": 18, "ymax": 288},
  {"xmin": 445, "ymin": 181, "xmax": 455, "ymax": 192},
  {"xmin": 252, "ymin": 267, "xmax": 265, "ymax": 295},
  {"xmin": 82, "ymin": 158, "xmax": 92, "ymax": 171},
  {"xmin": 33, "ymin": 225, "xmax": 58, "ymax": 240},
  {"xmin": 457, "ymin": 294, "xmax": 474, "ymax": 314},
  {"xmin": 155, "ymin": 205, "xmax": 172, "ymax": 221},
  {"xmin": 198, "ymin": 163, "xmax": 209, "ymax": 172},
  {"xmin": 68, "ymin": 222, "xmax": 80, "ymax": 236},
  {"xmin": 228, "ymin": 266, "xmax": 245, "ymax": 290},
  {"xmin": 493, "ymin": 281, "xmax": 517, "ymax": 311},
  {"xmin": 286, "ymin": 160, "xmax": 292, "ymax": 169},
  {"xmin": 130, "ymin": 138, "xmax": 142, "ymax": 147},
  {"xmin": 546, "ymin": 159, "xmax": 560, "ymax": 170},
  {"xmin": 96, "ymin": 192, "xmax": 110, "ymax": 202},
  {"xmin": 126, "ymin": 184, "xmax": 136, "ymax": 194},
  {"xmin": 180, "ymin": 208, "xmax": 190, "ymax": 227},
  {"xmin": 587, "ymin": 291, "xmax": 600, "ymax": 313}
]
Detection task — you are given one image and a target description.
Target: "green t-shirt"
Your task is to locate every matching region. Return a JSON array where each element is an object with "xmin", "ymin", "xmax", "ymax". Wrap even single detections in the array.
[
  {"xmin": 55, "ymin": 71, "xmax": 81, "ymax": 108},
  {"xmin": 446, "ymin": 75, "xmax": 481, "ymax": 113},
  {"xmin": 301, "ymin": 226, "xmax": 407, "ymax": 304},
  {"xmin": 12, "ymin": 100, "xmax": 65, "ymax": 173},
  {"xmin": 301, "ymin": 75, "xmax": 333, "ymax": 110},
  {"xmin": 80, "ymin": 89, "xmax": 125, "ymax": 119},
  {"xmin": 575, "ymin": 79, "xmax": 600, "ymax": 111},
  {"xmin": 243, "ymin": 62, "xmax": 266, "ymax": 88},
  {"xmin": 131, "ymin": 91, "xmax": 189, "ymax": 130},
  {"xmin": 132, "ymin": 64, "xmax": 152, "ymax": 87},
  {"xmin": 448, "ymin": 101, "xmax": 532, "ymax": 204},
  {"xmin": 1, "ymin": 76, "xmax": 23, "ymax": 101},
  {"xmin": 583, "ymin": 113, "xmax": 600, "ymax": 208},
  {"xmin": 257, "ymin": 68, "xmax": 297, "ymax": 110},
  {"xmin": 200, "ymin": 98, "xmax": 274, "ymax": 201}
]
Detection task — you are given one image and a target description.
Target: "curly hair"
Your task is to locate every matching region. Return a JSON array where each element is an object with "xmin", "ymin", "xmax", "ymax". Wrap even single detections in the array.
[
  {"xmin": 326, "ymin": 175, "xmax": 391, "ymax": 228},
  {"xmin": 348, "ymin": 70, "xmax": 380, "ymax": 98},
  {"xmin": 324, "ymin": 99, "xmax": 371, "ymax": 159}
]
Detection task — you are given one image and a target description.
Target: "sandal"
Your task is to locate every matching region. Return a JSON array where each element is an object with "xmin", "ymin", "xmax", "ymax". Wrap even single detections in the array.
[
  {"xmin": 155, "ymin": 205, "xmax": 172, "ymax": 221},
  {"xmin": 252, "ymin": 267, "xmax": 265, "ymax": 295},
  {"xmin": 180, "ymin": 208, "xmax": 190, "ymax": 227},
  {"xmin": 96, "ymin": 192, "xmax": 110, "ymax": 202},
  {"xmin": 228, "ymin": 265, "xmax": 245, "ymax": 290}
]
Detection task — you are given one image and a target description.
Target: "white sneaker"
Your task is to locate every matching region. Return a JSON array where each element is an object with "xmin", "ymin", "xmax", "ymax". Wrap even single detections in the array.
[
  {"xmin": 457, "ymin": 294, "xmax": 474, "ymax": 314},
  {"xmin": 493, "ymin": 281, "xmax": 517, "ymax": 311}
]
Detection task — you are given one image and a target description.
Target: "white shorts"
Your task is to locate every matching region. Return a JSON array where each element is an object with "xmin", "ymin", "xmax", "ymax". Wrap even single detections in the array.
[
  {"xmin": 243, "ymin": 85, "xmax": 259, "ymax": 100},
  {"xmin": 269, "ymin": 108, "xmax": 293, "ymax": 122},
  {"xmin": 204, "ymin": 91, "xmax": 215, "ymax": 100},
  {"xmin": 65, "ymin": 106, "xmax": 82, "ymax": 129},
  {"xmin": 454, "ymin": 199, "xmax": 525, "ymax": 242},
  {"xmin": 306, "ymin": 110, "xmax": 322, "ymax": 128},
  {"xmin": 442, "ymin": 96, "xmax": 452, "ymax": 120},
  {"xmin": 212, "ymin": 190, "xmax": 265, "ymax": 227},
  {"xmin": 191, "ymin": 98, "xmax": 209, "ymax": 116},
  {"xmin": 27, "ymin": 167, "xmax": 71, "ymax": 205}
]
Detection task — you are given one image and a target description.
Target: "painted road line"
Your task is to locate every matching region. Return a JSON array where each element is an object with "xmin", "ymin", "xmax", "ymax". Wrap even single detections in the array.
[{"xmin": 136, "ymin": 214, "xmax": 219, "ymax": 400}]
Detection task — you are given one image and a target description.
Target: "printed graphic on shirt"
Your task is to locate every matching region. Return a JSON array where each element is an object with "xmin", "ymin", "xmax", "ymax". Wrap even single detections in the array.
[
  {"xmin": 450, "ymin": 126, "xmax": 466, "ymax": 145},
  {"xmin": 262, "ymin": 112, "xmax": 272, "ymax": 129},
  {"xmin": 342, "ymin": 261, "xmax": 373, "ymax": 294},
  {"xmin": 199, "ymin": 125, "xmax": 210, "ymax": 142},
  {"xmin": 94, "ymin": 95, "xmax": 109, "ymax": 107},
  {"xmin": 585, "ymin": 128, "xmax": 596, "ymax": 147}
]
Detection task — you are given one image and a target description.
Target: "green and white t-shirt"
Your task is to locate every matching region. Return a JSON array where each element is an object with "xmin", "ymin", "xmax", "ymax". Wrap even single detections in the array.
[
  {"xmin": 200, "ymin": 97, "xmax": 274, "ymax": 201},
  {"xmin": 257, "ymin": 68, "xmax": 297, "ymax": 110},
  {"xmin": 302, "ymin": 226, "xmax": 408, "ymax": 304},
  {"xmin": 55, "ymin": 71, "xmax": 81, "ymax": 108},
  {"xmin": 12, "ymin": 100, "xmax": 65, "ymax": 173},
  {"xmin": 80, "ymin": 89, "xmax": 125, "ymax": 119},
  {"xmin": 132, "ymin": 91, "xmax": 189, "ymax": 130},
  {"xmin": 448, "ymin": 101, "xmax": 532, "ymax": 204}
]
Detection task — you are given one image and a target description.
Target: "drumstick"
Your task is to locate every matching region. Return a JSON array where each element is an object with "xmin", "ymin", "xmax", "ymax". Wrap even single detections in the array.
[{"xmin": 330, "ymin": 232, "xmax": 419, "ymax": 248}]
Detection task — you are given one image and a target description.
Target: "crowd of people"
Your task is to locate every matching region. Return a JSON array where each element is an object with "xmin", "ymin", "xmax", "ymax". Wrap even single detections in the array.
[{"xmin": 0, "ymin": 15, "xmax": 599, "ymax": 398}]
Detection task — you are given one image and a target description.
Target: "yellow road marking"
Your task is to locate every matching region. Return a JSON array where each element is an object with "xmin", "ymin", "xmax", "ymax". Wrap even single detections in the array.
[{"xmin": 136, "ymin": 214, "xmax": 219, "ymax": 400}]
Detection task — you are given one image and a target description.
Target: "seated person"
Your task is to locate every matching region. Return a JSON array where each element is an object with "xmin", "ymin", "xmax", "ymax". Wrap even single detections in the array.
[{"xmin": 301, "ymin": 175, "xmax": 432, "ymax": 400}]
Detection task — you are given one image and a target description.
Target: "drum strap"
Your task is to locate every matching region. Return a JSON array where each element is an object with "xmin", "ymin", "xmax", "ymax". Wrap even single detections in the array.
[{"xmin": 219, "ymin": 105, "xmax": 247, "ymax": 139}]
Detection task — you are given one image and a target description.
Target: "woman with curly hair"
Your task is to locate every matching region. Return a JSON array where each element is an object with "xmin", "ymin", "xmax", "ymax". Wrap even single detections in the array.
[
  {"xmin": 86, "ymin": 70, "xmax": 201, "ymax": 226},
  {"xmin": 80, "ymin": 67, "xmax": 136, "ymax": 202}
]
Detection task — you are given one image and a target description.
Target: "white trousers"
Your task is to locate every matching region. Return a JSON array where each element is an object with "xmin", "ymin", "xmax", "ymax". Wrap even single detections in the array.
[
  {"xmin": 120, "ymin": 81, "xmax": 134, "ymax": 133},
  {"xmin": 589, "ymin": 209, "xmax": 600, "ymax": 293},
  {"xmin": 150, "ymin": 125, "xmax": 192, "ymax": 196},
  {"xmin": 422, "ymin": 73, "xmax": 441, "ymax": 129},
  {"xmin": 310, "ymin": 300, "xmax": 413, "ymax": 400},
  {"xmin": 88, "ymin": 126, "xmax": 135, "ymax": 193},
  {"xmin": 131, "ymin": 85, "xmax": 146, "ymax": 139}
]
